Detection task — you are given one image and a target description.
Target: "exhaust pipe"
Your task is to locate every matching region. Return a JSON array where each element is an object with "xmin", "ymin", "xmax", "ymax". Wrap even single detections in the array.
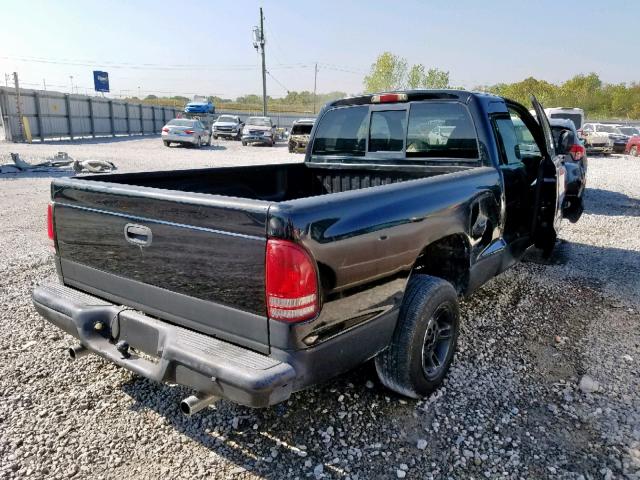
[
  {"xmin": 68, "ymin": 344, "xmax": 89, "ymax": 361},
  {"xmin": 180, "ymin": 392, "xmax": 218, "ymax": 416}
]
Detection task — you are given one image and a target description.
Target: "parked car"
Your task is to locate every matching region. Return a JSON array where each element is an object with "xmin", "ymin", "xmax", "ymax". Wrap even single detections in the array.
[
  {"xmin": 625, "ymin": 135, "xmax": 640, "ymax": 156},
  {"xmin": 603, "ymin": 125, "xmax": 631, "ymax": 153},
  {"xmin": 161, "ymin": 119, "xmax": 211, "ymax": 148},
  {"xmin": 580, "ymin": 123, "xmax": 613, "ymax": 155},
  {"xmin": 34, "ymin": 90, "xmax": 581, "ymax": 413},
  {"xmin": 288, "ymin": 118, "xmax": 315, "ymax": 153},
  {"xmin": 618, "ymin": 126, "xmax": 640, "ymax": 138},
  {"xmin": 212, "ymin": 115, "xmax": 243, "ymax": 140},
  {"xmin": 550, "ymin": 118, "xmax": 587, "ymax": 221},
  {"xmin": 241, "ymin": 116, "xmax": 276, "ymax": 146},
  {"xmin": 544, "ymin": 107, "xmax": 584, "ymax": 130},
  {"xmin": 185, "ymin": 101, "xmax": 215, "ymax": 114}
]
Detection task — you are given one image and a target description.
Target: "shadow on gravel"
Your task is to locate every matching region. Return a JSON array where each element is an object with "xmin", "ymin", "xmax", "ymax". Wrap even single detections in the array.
[
  {"xmin": 33, "ymin": 135, "xmax": 161, "ymax": 145},
  {"xmin": 119, "ymin": 362, "xmax": 399, "ymax": 478},
  {"xmin": 0, "ymin": 168, "xmax": 75, "ymax": 179},
  {"xmin": 584, "ymin": 187, "xmax": 640, "ymax": 217},
  {"xmin": 170, "ymin": 144, "xmax": 227, "ymax": 151},
  {"xmin": 524, "ymin": 239, "xmax": 640, "ymax": 303}
]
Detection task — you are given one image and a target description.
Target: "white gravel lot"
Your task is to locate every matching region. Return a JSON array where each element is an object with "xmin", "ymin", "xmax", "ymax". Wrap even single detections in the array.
[{"xmin": 0, "ymin": 136, "xmax": 638, "ymax": 480}]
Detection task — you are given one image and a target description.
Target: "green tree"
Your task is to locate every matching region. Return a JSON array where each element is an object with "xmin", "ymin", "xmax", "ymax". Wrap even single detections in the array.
[
  {"xmin": 363, "ymin": 52, "xmax": 408, "ymax": 92},
  {"xmin": 365, "ymin": 52, "xmax": 449, "ymax": 92},
  {"xmin": 407, "ymin": 64, "xmax": 426, "ymax": 89},
  {"xmin": 423, "ymin": 68, "xmax": 450, "ymax": 89}
]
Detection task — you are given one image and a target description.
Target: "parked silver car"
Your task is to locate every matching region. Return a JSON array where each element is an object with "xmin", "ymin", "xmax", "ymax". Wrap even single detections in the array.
[
  {"xmin": 161, "ymin": 119, "xmax": 211, "ymax": 148},
  {"xmin": 241, "ymin": 117, "xmax": 276, "ymax": 146}
]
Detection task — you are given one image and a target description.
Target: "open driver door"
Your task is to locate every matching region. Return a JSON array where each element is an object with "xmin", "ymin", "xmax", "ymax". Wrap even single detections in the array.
[{"xmin": 530, "ymin": 96, "xmax": 566, "ymax": 257}]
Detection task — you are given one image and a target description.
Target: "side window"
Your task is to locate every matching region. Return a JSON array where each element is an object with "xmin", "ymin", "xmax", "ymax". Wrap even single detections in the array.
[
  {"xmin": 508, "ymin": 109, "xmax": 541, "ymax": 158},
  {"xmin": 406, "ymin": 102, "xmax": 478, "ymax": 158},
  {"xmin": 369, "ymin": 110, "xmax": 406, "ymax": 152},
  {"xmin": 493, "ymin": 116, "xmax": 521, "ymax": 165},
  {"xmin": 583, "ymin": 124, "xmax": 593, "ymax": 133}
]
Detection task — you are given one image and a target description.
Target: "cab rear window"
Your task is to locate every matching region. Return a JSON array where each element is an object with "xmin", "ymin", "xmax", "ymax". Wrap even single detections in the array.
[
  {"xmin": 312, "ymin": 106, "xmax": 368, "ymax": 157},
  {"xmin": 312, "ymin": 102, "xmax": 478, "ymax": 160}
]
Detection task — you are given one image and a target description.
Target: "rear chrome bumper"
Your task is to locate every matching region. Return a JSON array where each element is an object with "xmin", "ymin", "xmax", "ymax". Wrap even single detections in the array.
[
  {"xmin": 32, "ymin": 282, "xmax": 295, "ymax": 407},
  {"xmin": 162, "ymin": 133, "xmax": 198, "ymax": 143}
]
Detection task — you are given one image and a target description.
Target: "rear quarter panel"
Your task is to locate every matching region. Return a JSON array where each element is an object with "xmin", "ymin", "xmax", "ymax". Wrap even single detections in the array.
[{"xmin": 267, "ymin": 166, "xmax": 503, "ymax": 351}]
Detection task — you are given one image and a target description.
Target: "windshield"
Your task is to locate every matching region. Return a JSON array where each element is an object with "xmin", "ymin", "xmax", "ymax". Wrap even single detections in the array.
[
  {"xmin": 597, "ymin": 125, "xmax": 619, "ymax": 134},
  {"xmin": 217, "ymin": 115, "xmax": 237, "ymax": 123},
  {"xmin": 292, "ymin": 124, "xmax": 313, "ymax": 135},
  {"xmin": 619, "ymin": 127, "xmax": 639, "ymax": 136},
  {"xmin": 246, "ymin": 117, "xmax": 271, "ymax": 127},
  {"xmin": 550, "ymin": 113, "xmax": 582, "ymax": 129},
  {"xmin": 167, "ymin": 119, "xmax": 196, "ymax": 127}
]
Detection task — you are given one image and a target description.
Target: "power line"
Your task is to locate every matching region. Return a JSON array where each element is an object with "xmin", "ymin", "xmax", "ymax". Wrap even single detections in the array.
[
  {"xmin": 0, "ymin": 54, "xmax": 311, "ymax": 72},
  {"xmin": 266, "ymin": 70, "xmax": 290, "ymax": 94},
  {"xmin": 0, "ymin": 54, "xmax": 368, "ymax": 74}
]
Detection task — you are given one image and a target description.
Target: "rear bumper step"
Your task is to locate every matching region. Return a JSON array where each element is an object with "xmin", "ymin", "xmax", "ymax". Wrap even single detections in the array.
[{"xmin": 32, "ymin": 282, "xmax": 295, "ymax": 408}]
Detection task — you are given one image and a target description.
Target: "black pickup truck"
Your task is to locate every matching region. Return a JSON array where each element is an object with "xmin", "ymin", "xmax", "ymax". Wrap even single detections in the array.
[{"xmin": 33, "ymin": 90, "xmax": 582, "ymax": 414}]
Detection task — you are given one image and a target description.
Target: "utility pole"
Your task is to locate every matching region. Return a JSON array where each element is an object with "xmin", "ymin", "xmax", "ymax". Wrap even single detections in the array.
[
  {"xmin": 13, "ymin": 72, "xmax": 25, "ymax": 140},
  {"xmin": 69, "ymin": 75, "xmax": 74, "ymax": 94},
  {"xmin": 313, "ymin": 63, "xmax": 318, "ymax": 114},
  {"xmin": 253, "ymin": 8, "xmax": 267, "ymax": 116}
]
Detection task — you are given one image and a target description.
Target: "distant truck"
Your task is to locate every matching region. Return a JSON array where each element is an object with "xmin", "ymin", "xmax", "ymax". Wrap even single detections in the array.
[
  {"xmin": 544, "ymin": 107, "xmax": 584, "ymax": 130},
  {"xmin": 288, "ymin": 118, "xmax": 315, "ymax": 153}
]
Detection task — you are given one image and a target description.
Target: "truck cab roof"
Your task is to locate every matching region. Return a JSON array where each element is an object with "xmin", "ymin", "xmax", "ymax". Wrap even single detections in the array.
[{"xmin": 327, "ymin": 89, "xmax": 500, "ymax": 109}]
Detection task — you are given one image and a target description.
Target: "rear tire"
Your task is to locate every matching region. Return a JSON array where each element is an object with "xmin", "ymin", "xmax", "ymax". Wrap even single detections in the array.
[
  {"xmin": 375, "ymin": 275, "xmax": 459, "ymax": 398},
  {"xmin": 163, "ymin": 141, "xmax": 170, "ymax": 147},
  {"xmin": 242, "ymin": 141, "xmax": 247, "ymax": 146}
]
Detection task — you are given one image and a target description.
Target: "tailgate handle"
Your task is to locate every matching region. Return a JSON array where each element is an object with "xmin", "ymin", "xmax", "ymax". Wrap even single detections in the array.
[{"xmin": 124, "ymin": 224, "xmax": 152, "ymax": 247}]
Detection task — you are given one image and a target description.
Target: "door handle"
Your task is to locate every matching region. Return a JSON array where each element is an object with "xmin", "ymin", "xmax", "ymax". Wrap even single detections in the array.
[{"xmin": 124, "ymin": 224, "xmax": 152, "ymax": 247}]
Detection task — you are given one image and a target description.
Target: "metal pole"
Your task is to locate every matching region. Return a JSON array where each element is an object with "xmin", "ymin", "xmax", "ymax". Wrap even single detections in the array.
[
  {"xmin": 65, "ymin": 94, "xmax": 73, "ymax": 141},
  {"xmin": 260, "ymin": 7, "xmax": 267, "ymax": 116},
  {"xmin": 13, "ymin": 72, "xmax": 25, "ymax": 141},
  {"xmin": 34, "ymin": 91, "xmax": 45, "ymax": 141},
  {"xmin": 313, "ymin": 63, "xmax": 318, "ymax": 114}
]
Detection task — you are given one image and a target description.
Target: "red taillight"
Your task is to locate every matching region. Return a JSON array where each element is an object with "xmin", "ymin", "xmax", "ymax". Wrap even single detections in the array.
[
  {"xmin": 371, "ymin": 93, "xmax": 408, "ymax": 104},
  {"xmin": 184, "ymin": 129, "xmax": 194, "ymax": 134},
  {"xmin": 47, "ymin": 203, "xmax": 55, "ymax": 242},
  {"xmin": 265, "ymin": 239, "xmax": 318, "ymax": 322},
  {"xmin": 569, "ymin": 144, "xmax": 585, "ymax": 161},
  {"xmin": 162, "ymin": 127, "xmax": 169, "ymax": 132}
]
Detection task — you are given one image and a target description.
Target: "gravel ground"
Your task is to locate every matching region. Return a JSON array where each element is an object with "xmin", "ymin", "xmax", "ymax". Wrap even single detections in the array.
[{"xmin": 0, "ymin": 137, "xmax": 638, "ymax": 480}]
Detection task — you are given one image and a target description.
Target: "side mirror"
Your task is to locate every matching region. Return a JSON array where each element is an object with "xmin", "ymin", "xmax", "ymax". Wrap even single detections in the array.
[
  {"xmin": 558, "ymin": 130, "xmax": 571, "ymax": 154},
  {"xmin": 514, "ymin": 144, "xmax": 522, "ymax": 160}
]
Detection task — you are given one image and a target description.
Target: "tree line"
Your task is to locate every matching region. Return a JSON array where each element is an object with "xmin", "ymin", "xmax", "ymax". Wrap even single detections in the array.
[
  {"xmin": 361, "ymin": 52, "xmax": 640, "ymax": 120},
  {"xmin": 128, "ymin": 51, "xmax": 640, "ymax": 119}
]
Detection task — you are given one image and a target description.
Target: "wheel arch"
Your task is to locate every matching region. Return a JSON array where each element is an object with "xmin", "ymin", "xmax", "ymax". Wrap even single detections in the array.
[{"xmin": 408, "ymin": 233, "xmax": 471, "ymax": 296}]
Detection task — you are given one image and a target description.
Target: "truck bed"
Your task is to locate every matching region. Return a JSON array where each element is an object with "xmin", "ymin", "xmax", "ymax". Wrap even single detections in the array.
[
  {"xmin": 50, "ymin": 162, "xmax": 469, "ymax": 353},
  {"xmin": 90, "ymin": 163, "xmax": 452, "ymax": 201}
]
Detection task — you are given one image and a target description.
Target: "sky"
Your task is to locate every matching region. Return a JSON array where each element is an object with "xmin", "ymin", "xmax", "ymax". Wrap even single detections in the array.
[{"xmin": 1, "ymin": 0, "xmax": 638, "ymax": 100}]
